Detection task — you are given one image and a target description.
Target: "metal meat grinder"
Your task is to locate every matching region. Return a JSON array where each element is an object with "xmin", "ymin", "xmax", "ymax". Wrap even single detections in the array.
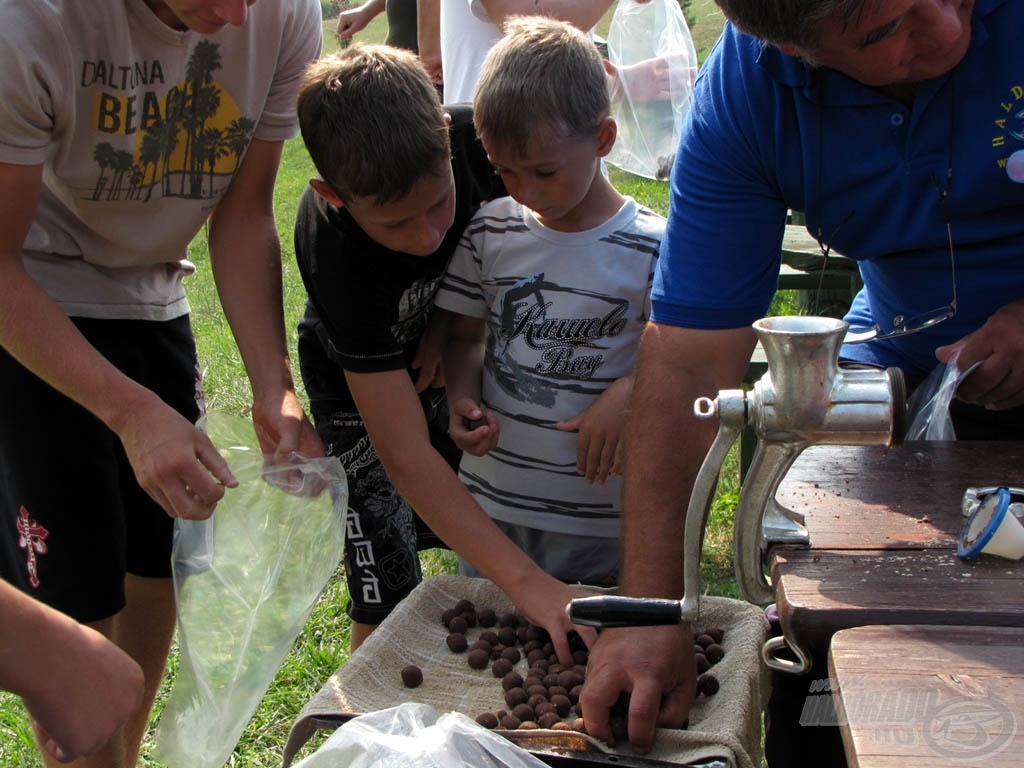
[{"xmin": 568, "ymin": 315, "xmax": 906, "ymax": 672}]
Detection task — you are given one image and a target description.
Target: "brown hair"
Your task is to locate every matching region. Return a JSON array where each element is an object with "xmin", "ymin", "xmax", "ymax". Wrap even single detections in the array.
[
  {"xmin": 473, "ymin": 16, "xmax": 609, "ymax": 158},
  {"xmin": 297, "ymin": 44, "xmax": 450, "ymax": 204}
]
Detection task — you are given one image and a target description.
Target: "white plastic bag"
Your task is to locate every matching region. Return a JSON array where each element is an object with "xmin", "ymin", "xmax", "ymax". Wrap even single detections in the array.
[
  {"xmin": 605, "ymin": 0, "xmax": 698, "ymax": 180},
  {"xmin": 154, "ymin": 412, "xmax": 348, "ymax": 768},
  {"xmin": 291, "ymin": 703, "xmax": 549, "ymax": 768},
  {"xmin": 906, "ymin": 352, "xmax": 981, "ymax": 440}
]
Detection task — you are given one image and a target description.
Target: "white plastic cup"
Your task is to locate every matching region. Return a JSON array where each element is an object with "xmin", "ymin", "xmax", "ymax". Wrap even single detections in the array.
[{"xmin": 958, "ymin": 487, "xmax": 1024, "ymax": 560}]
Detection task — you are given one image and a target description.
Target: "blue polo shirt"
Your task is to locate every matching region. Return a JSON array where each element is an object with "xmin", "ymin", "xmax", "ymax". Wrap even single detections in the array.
[{"xmin": 653, "ymin": 0, "xmax": 1024, "ymax": 381}]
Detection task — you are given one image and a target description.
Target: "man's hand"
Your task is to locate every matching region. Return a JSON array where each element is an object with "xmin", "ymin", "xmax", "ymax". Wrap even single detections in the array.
[
  {"xmin": 116, "ymin": 397, "xmax": 237, "ymax": 520},
  {"xmin": 936, "ymin": 299, "xmax": 1024, "ymax": 409},
  {"xmin": 579, "ymin": 624, "xmax": 697, "ymax": 753}
]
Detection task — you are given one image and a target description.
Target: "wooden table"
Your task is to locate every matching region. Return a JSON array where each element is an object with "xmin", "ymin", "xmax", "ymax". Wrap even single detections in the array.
[
  {"xmin": 769, "ymin": 442, "xmax": 1024, "ymax": 652},
  {"xmin": 828, "ymin": 624, "xmax": 1024, "ymax": 767}
]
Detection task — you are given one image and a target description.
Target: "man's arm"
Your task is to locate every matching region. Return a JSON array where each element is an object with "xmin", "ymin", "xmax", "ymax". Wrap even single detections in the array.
[
  {"xmin": 0, "ymin": 162, "xmax": 234, "ymax": 519},
  {"xmin": 478, "ymin": 0, "xmax": 614, "ymax": 31},
  {"xmin": 417, "ymin": 0, "xmax": 442, "ymax": 83},
  {"xmin": 207, "ymin": 139, "xmax": 323, "ymax": 461},
  {"xmin": 0, "ymin": 580, "xmax": 144, "ymax": 762},
  {"xmin": 347, "ymin": 366, "xmax": 596, "ymax": 661},
  {"xmin": 580, "ymin": 321, "xmax": 755, "ymax": 753}
]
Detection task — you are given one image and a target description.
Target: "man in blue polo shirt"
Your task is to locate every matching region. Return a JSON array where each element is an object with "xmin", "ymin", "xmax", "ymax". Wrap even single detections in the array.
[{"xmin": 578, "ymin": 1, "xmax": 1024, "ymax": 765}]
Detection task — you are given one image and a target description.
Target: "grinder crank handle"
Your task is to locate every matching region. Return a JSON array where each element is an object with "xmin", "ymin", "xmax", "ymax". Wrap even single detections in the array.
[{"xmin": 566, "ymin": 595, "xmax": 683, "ymax": 628}]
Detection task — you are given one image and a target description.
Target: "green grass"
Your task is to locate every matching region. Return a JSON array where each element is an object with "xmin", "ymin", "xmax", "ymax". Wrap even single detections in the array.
[{"xmin": 0, "ymin": 6, "xmax": 750, "ymax": 766}]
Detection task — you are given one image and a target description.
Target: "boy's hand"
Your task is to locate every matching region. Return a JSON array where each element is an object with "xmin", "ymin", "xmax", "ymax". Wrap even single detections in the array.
[
  {"xmin": 448, "ymin": 397, "xmax": 499, "ymax": 455},
  {"xmin": 556, "ymin": 376, "xmax": 632, "ymax": 483}
]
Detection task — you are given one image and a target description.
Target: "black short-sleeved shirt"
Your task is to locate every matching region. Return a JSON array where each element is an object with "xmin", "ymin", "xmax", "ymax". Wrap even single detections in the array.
[{"xmin": 295, "ymin": 105, "xmax": 503, "ymax": 413}]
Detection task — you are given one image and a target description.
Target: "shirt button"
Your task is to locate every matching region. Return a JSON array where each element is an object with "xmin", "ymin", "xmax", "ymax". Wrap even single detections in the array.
[{"xmin": 890, "ymin": 113, "xmax": 905, "ymax": 127}]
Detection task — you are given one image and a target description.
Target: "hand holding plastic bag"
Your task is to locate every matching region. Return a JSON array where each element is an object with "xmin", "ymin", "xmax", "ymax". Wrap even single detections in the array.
[
  {"xmin": 605, "ymin": 0, "xmax": 698, "ymax": 180},
  {"xmin": 154, "ymin": 412, "xmax": 347, "ymax": 768},
  {"xmin": 906, "ymin": 351, "xmax": 982, "ymax": 440},
  {"xmin": 291, "ymin": 703, "xmax": 550, "ymax": 768}
]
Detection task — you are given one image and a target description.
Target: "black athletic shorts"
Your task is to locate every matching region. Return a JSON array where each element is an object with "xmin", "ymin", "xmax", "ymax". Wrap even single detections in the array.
[
  {"xmin": 0, "ymin": 316, "xmax": 201, "ymax": 623},
  {"xmin": 311, "ymin": 386, "xmax": 456, "ymax": 625}
]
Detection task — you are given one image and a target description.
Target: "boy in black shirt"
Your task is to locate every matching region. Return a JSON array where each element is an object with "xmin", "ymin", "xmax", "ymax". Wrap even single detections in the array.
[{"xmin": 294, "ymin": 45, "xmax": 596, "ymax": 657}]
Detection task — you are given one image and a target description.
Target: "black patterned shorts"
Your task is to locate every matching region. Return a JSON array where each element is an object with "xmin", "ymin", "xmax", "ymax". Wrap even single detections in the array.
[{"xmin": 312, "ymin": 387, "xmax": 456, "ymax": 624}]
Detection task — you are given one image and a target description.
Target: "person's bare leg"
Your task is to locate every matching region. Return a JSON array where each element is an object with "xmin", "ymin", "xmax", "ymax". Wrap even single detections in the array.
[
  {"xmin": 37, "ymin": 576, "xmax": 174, "ymax": 768},
  {"xmin": 114, "ymin": 575, "xmax": 176, "ymax": 767},
  {"xmin": 350, "ymin": 621, "xmax": 378, "ymax": 652}
]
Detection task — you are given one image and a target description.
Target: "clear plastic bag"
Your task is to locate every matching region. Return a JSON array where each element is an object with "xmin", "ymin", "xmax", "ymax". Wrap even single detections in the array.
[
  {"xmin": 906, "ymin": 351, "xmax": 981, "ymax": 440},
  {"xmin": 154, "ymin": 412, "xmax": 347, "ymax": 768},
  {"xmin": 605, "ymin": 0, "xmax": 698, "ymax": 180},
  {"xmin": 291, "ymin": 702, "xmax": 550, "ymax": 768}
]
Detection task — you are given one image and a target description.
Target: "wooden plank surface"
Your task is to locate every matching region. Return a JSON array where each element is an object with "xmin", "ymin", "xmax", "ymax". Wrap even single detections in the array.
[
  {"xmin": 774, "ymin": 442, "xmax": 1024, "ymax": 550},
  {"xmin": 772, "ymin": 549, "xmax": 1024, "ymax": 648},
  {"xmin": 769, "ymin": 443, "xmax": 1024, "ymax": 649},
  {"xmin": 828, "ymin": 625, "xmax": 1024, "ymax": 768}
]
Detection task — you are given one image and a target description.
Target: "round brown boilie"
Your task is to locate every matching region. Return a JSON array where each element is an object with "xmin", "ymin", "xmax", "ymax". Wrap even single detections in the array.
[
  {"xmin": 476, "ymin": 712, "xmax": 499, "ymax": 729},
  {"xmin": 448, "ymin": 615, "xmax": 469, "ymax": 635},
  {"xmin": 476, "ymin": 607, "xmax": 497, "ymax": 627},
  {"xmin": 547, "ymin": 685, "xmax": 569, "ymax": 699},
  {"xmin": 705, "ymin": 643, "xmax": 725, "ymax": 664},
  {"xmin": 500, "ymin": 646, "xmax": 521, "ymax": 664},
  {"xmin": 550, "ymin": 693, "xmax": 572, "ymax": 717},
  {"xmin": 401, "ymin": 665, "xmax": 423, "ymax": 688},
  {"xmin": 446, "ymin": 632, "xmax": 468, "ymax": 653},
  {"xmin": 570, "ymin": 718, "xmax": 588, "ymax": 734},
  {"xmin": 492, "ymin": 658, "xmax": 514, "ymax": 678},
  {"xmin": 512, "ymin": 703, "xmax": 535, "ymax": 722},
  {"xmin": 557, "ymin": 670, "xmax": 580, "ymax": 690},
  {"xmin": 695, "ymin": 653, "xmax": 710, "ymax": 674},
  {"xmin": 538, "ymin": 711, "xmax": 562, "ymax": 729},
  {"xmin": 461, "ymin": 610, "xmax": 477, "ymax": 628},
  {"xmin": 528, "ymin": 694, "xmax": 549, "ymax": 710},
  {"xmin": 454, "ymin": 598, "xmax": 475, "ymax": 614},
  {"xmin": 698, "ymin": 673, "xmax": 720, "ymax": 696},
  {"xmin": 568, "ymin": 684, "xmax": 583, "ymax": 705},
  {"xmin": 441, "ymin": 607, "xmax": 459, "ymax": 627},
  {"xmin": 572, "ymin": 649, "xmax": 589, "ymax": 666},
  {"xmin": 498, "ymin": 626, "xmax": 518, "ymax": 646},
  {"xmin": 490, "ymin": 643, "xmax": 506, "ymax": 660},
  {"xmin": 479, "ymin": 630, "xmax": 500, "ymax": 646},
  {"xmin": 471, "ymin": 639, "xmax": 493, "ymax": 655},
  {"xmin": 519, "ymin": 720, "xmax": 539, "ymax": 730},
  {"xmin": 499, "ymin": 714, "xmax": 522, "ymax": 730},
  {"xmin": 695, "ymin": 633, "xmax": 716, "ymax": 649},
  {"xmin": 533, "ymin": 701, "xmax": 556, "ymax": 718},
  {"xmin": 467, "ymin": 648, "xmax": 490, "ymax": 670},
  {"xmin": 526, "ymin": 684, "xmax": 548, "ymax": 698},
  {"xmin": 706, "ymin": 627, "xmax": 725, "ymax": 644},
  {"xmin": 504, "ymin": 686, "xmax": 528, "ymax": 707},
  {"xmin": 498, "ymin": 612, "xmax": 518, "ymax": 628},
  {"xmin": 502, "ymin": 671, "xmax": 524, "ymax": 691},
  {"xmin": 551, "ymin": 721, "xmax": 572, "ymax": 731}
]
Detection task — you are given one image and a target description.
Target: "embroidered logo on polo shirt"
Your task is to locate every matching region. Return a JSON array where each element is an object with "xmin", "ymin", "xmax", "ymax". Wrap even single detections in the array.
[{"xmin": 16, "ymin": 506, "xmax": 49, "ymax": 588}]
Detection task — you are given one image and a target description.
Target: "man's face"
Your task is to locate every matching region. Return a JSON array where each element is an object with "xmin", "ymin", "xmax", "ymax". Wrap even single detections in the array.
[
  {"xmin": 145, "ymin": 0, "xmax": 257, "ymax": 33},
  {"xmin": 801, "ymin": 0, "xmax": 974, "ymax": 87},
  {"xmin": 340, "ymin": 168, "xmax": 457, "ymax": 257}
]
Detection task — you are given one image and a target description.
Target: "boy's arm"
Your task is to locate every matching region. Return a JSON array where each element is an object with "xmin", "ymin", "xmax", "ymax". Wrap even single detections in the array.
[
  {"xmin": 441, "ymin": 309, "xmax": 499, "ymax": 455},
  {"xmin": 556, "ymin": 373, "xmax": 633, "ymax": 483},
  {"xmin": 346, "ymin": 367, "xmax": 596, "ymax": 661}
]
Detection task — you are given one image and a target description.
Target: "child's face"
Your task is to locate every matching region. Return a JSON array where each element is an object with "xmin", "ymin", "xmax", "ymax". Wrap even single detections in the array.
[
  {"xmin": 341, "ymin": 167, "xmax": 457, "ymax": 256},
  {"xmin": 483, "ymin": 125, "xmax": 608, "ymax": 231}
]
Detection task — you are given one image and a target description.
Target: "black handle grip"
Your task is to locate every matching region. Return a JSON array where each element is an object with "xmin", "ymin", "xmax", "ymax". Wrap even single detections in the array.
[{"xmin": 566, "ymin": 595, "xmax": 683, "ymax": 628}]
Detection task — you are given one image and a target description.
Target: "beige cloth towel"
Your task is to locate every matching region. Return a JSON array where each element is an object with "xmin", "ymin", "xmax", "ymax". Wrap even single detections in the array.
[{"xmin": 282, "ymin": 575, "xmax": 769, "ymax": 768}]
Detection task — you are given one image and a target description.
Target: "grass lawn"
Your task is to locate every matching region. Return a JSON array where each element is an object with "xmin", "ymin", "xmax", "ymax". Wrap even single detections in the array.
[{"xmin": 0, "ymin": 4, "xmax": 764, "ymax": 766}]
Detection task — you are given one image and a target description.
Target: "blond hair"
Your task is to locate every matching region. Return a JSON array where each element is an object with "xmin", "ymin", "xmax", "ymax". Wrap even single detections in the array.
[
  {"xmin": 297, "ymin": 44, "xmax": 450, "ymax": 204},
  {"xmin": 473, "ymin": 16, "xmax": 610, "ymax": 157}
]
